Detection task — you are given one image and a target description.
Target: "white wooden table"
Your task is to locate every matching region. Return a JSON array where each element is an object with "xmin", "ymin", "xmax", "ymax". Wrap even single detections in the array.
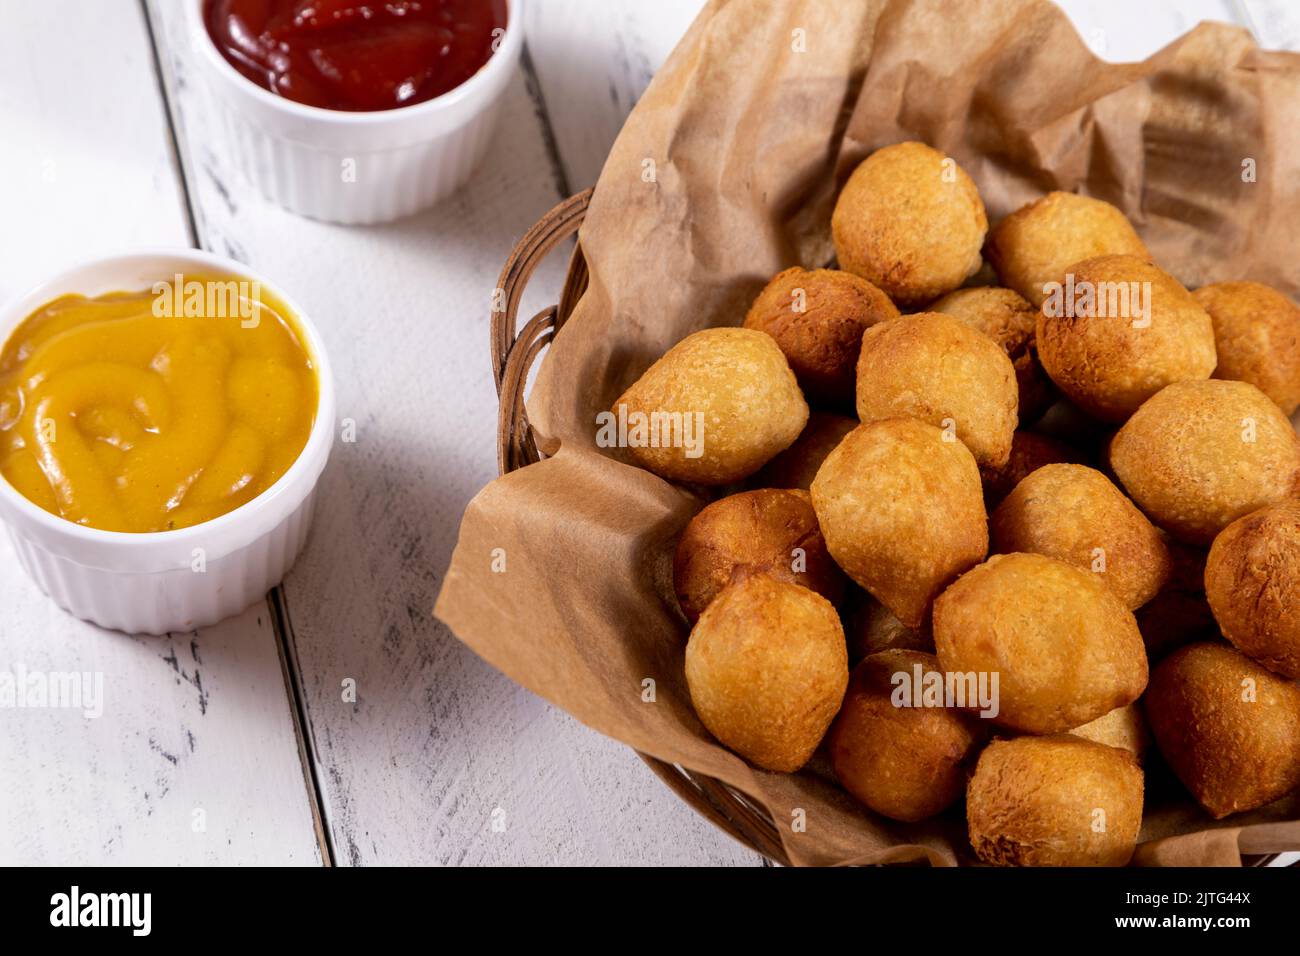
[{"xmin": 0, "ymin": 0, "xmax": 1295, "ymax": 866}]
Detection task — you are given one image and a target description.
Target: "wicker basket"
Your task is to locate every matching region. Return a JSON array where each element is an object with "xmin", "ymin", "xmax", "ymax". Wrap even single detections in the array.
[
  {"xmin": 490, "ymin": 189, "xmax": 1289, "ymax": 869},
  {"xmin": 491, "ymin": 187, "xmax": 790, "ymax": 864}
]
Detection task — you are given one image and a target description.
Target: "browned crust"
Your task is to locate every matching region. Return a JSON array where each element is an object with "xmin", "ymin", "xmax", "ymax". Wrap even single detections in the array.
[
  {"xmin": 829, "ymin": 650, "xmax": 986, "ymax": 822},
  {"xmin": 684, "ymin": 576, "xmax": 849, "ymax": 772},
  {"xmin": 985, "ymin": 191, "xmax": 1150, "ymax": 307},
  {"xmin": 743, "ymin": 267, "xmax": 899, "ymax": 406},
  {"xmin": 1205, "ymin": 501, "xmax": 1300, "ymax": 679},
  {"xmin": 810, "ymin": 418, "xmax": 988, "ymax": 629},
  {"xmin": 1109, "ymin": 379, "xmax": 1300, "ymax": 544},
  {"xmin": 933, "ymin": 552, "xmax": 1148, "ymax": 733},
  {"xmin": 855, "ymin": 312, "xmax": 1018, "ymax": 468},
  {"xmin": 1195, "ymin": 280, "xmax": 1300, "ymax": 416},
  {"xmin": 831, "ymin": 142, "xmax": 987, "ymax": 307},
  {"xmin": 1034, "ymin": 255, "xmax": 1216, "ymax": 422},
  {"xmin": 1144, "ymin": 642, "xmax": 1300, "ymax": 819},
  {"xmin": 672, "ymin": 488, "xmax": 847, "ymax": 624},
  {"xmin": 990, "ymin": 463, "xmax": 1172, "ymax": 610},
  {"xmin": 967, "ymin": 735, "xmax": 1144, "ymax": 866},
  {"xmin": 929, "ymin": 286, "xmax": 1055, "ymax": 424}
]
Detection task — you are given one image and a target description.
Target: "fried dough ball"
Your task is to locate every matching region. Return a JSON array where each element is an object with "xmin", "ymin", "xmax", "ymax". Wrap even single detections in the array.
[
  {"xmin": 967, "ymin": 736, "xmax": 1144, "ymax": 867},
  {"xmin": 1110, "ymin": 379, "xmax": 1300, "ymax": 545},
  {"xmin": 672, "ymin": 488, "xmax": 846, "ymax": 625},
  {"xmin": 856, "ymin": 313, "xmax": 1018, "ymax": 467},
  {"xmin": 810, "ymin": 418, "xmax": 988, "ymax": 629},
  {"xmin": 611, "ymin": 328, "xmax": 808, "ymax": 484},
  {"xmin": 1068, "ymin": 703, "xmax": 1151, "ymax": 761},
  {"xmin": 1144, "ymin": 642, "xmax": 1300, "ymax": 819},
  {"xmin": 979, "ymin": 430, "xmax": 1087, "ymax": 508},
  {"xmin": 844, "ymin": 590, "xmax": 932, "ymax": 663},
  {"xmin": 985, "ymin": 191, "xmax": 1151, "ymax": 307},
  {"xmin": 929, "ymin": 286, "xmax": 1054, "ymax": 424},
  {"xmin": 829, "ymin": 650, "xmax": 986, "ymax": 822},
  {"xmin": 743, "ymin": 267, "xmax": 899, "ymax": 406},
  {"xmin": 1035, "ymin": 255, "xmax": 1217, "ymax": 422},
  {"xmin": 831, "ymin": 142, "xmax": 987, "ymax": 307},
  {"xmin": 1205, "ymin": 501, "xmax": 1300, "ymax": 678},
  {"xmin": 990, "ymin": 464, "xmax": 1171, "ymax": 610},
  {"xmin": 933, "ymin": 553, "xmax": 1148, "ymax": 733},
  {"xmin": 751, "ymin": 411, "xmax": 857, "ymax": 491},
  {"xmin": 684, "ymin": 576, "xmax": 848, "ymax": 772},
  {"xmin": 1194, "ymin": 281, "xmax": 1300, "ymax": 416},
  {"xmin": 1135, "ymin": 538, "xmax": 1217, "ymax": 661}
]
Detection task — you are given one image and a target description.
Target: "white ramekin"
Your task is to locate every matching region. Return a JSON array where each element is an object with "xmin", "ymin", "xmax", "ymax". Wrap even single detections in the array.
[
  {"xmin": 0, "ymin": 250, "xmax": 335, "ymax": 635},
  {"xmin": 187, "ymin": 0, "xmax": 524, "ymax": 224}
]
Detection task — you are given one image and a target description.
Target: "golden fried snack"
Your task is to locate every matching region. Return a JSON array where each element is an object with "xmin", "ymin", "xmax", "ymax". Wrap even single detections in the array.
[
  {"xmin": 1194, "ymin": 281, "xmax": 1300, "ymax": 416},
  {"xmin": 829, "ymin": 650, "xmax": 986, "ymax": 822},
  {"xmin": 684, "ymin": 576, "xmax": 848, "ymax": 772},
  {"xmin": 810, "ymin": 418, "xmax": 988, "ymax": 629},
  {"xmin": 1068, "ymin": 703, "xmax": 1151, "ymax": 761},
  {"xmin": 929, "ymin": 286, "xmax": 1054, "ymax": 424},
  {"xmin": 933, "ymin": 553, "xmax": 1148, "ymax": 733},
  {"xmin": 856, "ymin": 313, "xmax": 1018, "ymax": 468},
  {"xmin": 1205, "ymin": 501, "xmax": 1300, "ymax": 678},
  {"xmin": 611, "ymin": 327, "xmax": 808, "ymax": 484},
  {"xmin": 990, "ymin": 463, "xmax": 1171, "ymax": 610},
  {"xmin": 1110, "ymin": 379, "xmax": 1300, "ymax": 544},
  {"xmin": 985, "ymin": 191, "xmax": 1150, "ymax": 307},
  {"xmin": 844, "ymin": 589, "xmax": 932, "ymax": 663},
  {"xmin": 1144, "ymin": 642, "xmax": 1300, "ymax": 819},
  {"xmin": 979, "ymin": 430, "xmax": 1087, "ymax": 508},
  {"xmin": 831, "ymin": 142, "xmax": 987, "ymax": 307},
  {"xmin": 1135, "ymin": 537, "xmax": 1217, "ymax": 662},
  {"xmin": 672, "ymin": 488, "xmax": 846, "ymax": 625},
  {"xmin": 967, "ymin": 736, "xmax": 1144, "ymax": 867},
  {"xmin": 743, "ymin": 267, "xmax": 899, "ymax": 406},
  {"xmin": 751, "ymin": 411, "xmax": 857, "ymax": 491},
  {"xmin": 1035, "ymin": 255, "xmax": 1217, "ymax": 422}
]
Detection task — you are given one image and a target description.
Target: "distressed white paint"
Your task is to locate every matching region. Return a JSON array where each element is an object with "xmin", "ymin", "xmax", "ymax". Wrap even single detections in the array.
[
  {"xmin": 0, "ymin": 0, "xmax": 322, "ymax": 866},
  {"xmin": 3, "ymin": 0, "xmax": 1297, "ymax": 867}
]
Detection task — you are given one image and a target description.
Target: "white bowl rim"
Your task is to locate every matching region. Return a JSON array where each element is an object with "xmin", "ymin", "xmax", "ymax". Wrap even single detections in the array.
[
  {"xmin": 0, "ymin": 247, "xmax": 336, "ymax": 555},
  {"xmin": 188, "ymin": 0, "xmax": 525, "ymax": 125}
]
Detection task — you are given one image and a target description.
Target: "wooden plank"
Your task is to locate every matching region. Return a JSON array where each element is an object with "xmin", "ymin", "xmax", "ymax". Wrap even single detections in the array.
[
  {"xmin": 0, "ymin": 0, "xmax": 322, "ymax": 866},
  {"xmin": 1056, "ymin": 0, "xmax": 1241, "ymax": 58},
  {"xmin": 522, "ymin": 0, "xmax": 705, "ymax": 191},
  {"xmin": 146, "ymin": 0, "xmax": 762, "ymax": 865},
  {"xmin": 1238, "ymin": 0, "xmax": 1300, "ymax": 48}
]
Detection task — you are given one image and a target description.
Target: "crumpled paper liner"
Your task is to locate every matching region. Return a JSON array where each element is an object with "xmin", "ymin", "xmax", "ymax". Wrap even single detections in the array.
[{"xmin": 436, "ymin": 0, "xmax": 1300, "ymax": 866}]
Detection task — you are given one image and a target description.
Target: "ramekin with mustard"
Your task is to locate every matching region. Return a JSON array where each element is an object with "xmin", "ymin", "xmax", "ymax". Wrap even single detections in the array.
[{"xmin": 0, "ymin": 251, "xmax": 335, "ymax": 634}]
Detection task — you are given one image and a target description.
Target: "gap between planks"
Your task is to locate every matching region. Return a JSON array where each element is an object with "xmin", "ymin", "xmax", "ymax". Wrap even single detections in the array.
[{"xmin": 138, "ymin": 0, "xmax": 336, "ymax": 868}]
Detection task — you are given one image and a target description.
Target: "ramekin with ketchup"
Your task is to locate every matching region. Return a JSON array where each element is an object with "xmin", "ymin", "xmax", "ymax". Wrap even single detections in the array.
[{"xmin": 191, "ymin": 0, "xmax": 524, "ymax": 223}]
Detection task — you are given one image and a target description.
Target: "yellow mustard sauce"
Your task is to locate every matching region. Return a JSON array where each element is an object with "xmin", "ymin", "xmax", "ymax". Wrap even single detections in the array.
[{"xmin": 0, "ymin": 274, "xmax": 318, "ymax": 533}]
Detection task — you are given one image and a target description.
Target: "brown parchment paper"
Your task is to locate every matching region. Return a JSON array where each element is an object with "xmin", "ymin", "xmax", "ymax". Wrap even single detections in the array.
[{"xmin": 436, "ymin": 0, "xmax": 1300, "ymax": 866}]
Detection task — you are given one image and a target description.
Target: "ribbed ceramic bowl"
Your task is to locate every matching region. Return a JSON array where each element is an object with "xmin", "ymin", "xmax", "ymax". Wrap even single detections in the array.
[
  {"xmin": 188, "ymin": 0, "xmax": 524, "ymax": 224},
  {"xmin": 0, "ymin": 249, "xmax": 335, "ymax": 635}
]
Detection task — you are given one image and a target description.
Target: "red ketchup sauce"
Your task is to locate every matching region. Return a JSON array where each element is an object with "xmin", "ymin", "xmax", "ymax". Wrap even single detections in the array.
[{"xmin": 204, "ymin": 0, "xmax": 509, "ymax": 112}]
